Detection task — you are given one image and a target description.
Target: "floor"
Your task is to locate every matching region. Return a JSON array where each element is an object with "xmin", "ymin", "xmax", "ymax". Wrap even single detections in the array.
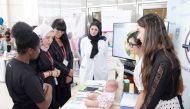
[{"xmin": 0, "ymin": 82, "xmax": 13, "ymax": 109}]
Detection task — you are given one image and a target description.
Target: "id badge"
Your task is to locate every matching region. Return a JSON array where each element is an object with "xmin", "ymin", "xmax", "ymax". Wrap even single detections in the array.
[{"xmin": 63, "ymin": 59, "xmax": 68, "ymax": 66}]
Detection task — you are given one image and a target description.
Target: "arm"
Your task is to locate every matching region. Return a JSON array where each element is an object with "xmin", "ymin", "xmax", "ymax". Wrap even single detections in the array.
[
  {"xmin": 85, "ymin": 99, "xmax": 99, "ymax": 108},
  {"xmin": 49, "ymin": 45, "xmax": 70, "ymax": 75},
  {"xmin": 36, "ymin": 83, "xmax": 52, "ymax": 109},
  {"xmin": 135, "ymin": 91, "xmax": 145, "ymax": 109},
  {"xmin": 23, "ymin": 74, "xmax": 52, "ymax": 109},
  {"xmin": 80, "ymin": 38, "xmax": 85, "ymax": 59},
  {"xmin": 67, "ymin": 47, "xmax": 73, "ymax": 69},
  {"xmin": 103, "ymin": 38, "xmax": 108, "ymax": 56},
  {"xmin": 98, "ymin": 37, "xmax": 108, "ymax": 56},
  {"xmin": 49, "ymin": 40, "xmax": 74, "ymax": 85},
  {"xmin": 49, "ymin": 41, "xmax": 74, "ymax": 84},
  {"xmin": 141, "ymin": 63, "xmax": 171, "ymax": 109},
  {"xmin": 41, "ymin": 68, "xmax": 61, "ymax": 78}
]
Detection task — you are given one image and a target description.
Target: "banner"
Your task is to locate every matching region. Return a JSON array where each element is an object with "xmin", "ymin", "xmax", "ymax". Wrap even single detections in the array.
[{"xmin": 168, "ymin": 0, "xmax": 190, "ymax": 108}]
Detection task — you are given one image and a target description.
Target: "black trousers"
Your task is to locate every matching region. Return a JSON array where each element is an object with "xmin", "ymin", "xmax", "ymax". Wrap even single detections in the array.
[{"xmin": 55, "ymin": 84, "xmax": 71, "ymax": 108}]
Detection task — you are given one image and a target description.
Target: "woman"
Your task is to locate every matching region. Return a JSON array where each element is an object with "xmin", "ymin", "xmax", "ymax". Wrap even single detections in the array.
[
  {"xmin": 136, "ymin": 13, "xmax": 184, "ymax": 109},
  {"xmin": 79, "ymin": 22, "xmax": 108, "ymax": 83},
  {"xmin": 0, "ymin": 30, "xmax": 15, "ymax": 53},
  {"xmin": 5, "ymin": 22, "xmax": 52, "ymax": 109},
  {"xmin": 49, "ymin": 19, "xmax": 74, "ymax": 107},
  {"xmin": 33, "ymin": 24, "xmax": 61, "ymax": 109},
  {"xmin": 126, "ymin": 31, "xmax": 143, "ymax": 92}
]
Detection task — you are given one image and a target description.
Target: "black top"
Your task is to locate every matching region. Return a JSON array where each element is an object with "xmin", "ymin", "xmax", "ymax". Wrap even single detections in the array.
[
  {"xmin": 141, "ymin": 49, "xmax": 183, "ymax": 109},
  {"xmin": 49, "ymin": 38, "xmax": 73, "ymax": 86},
  {"xmin": 30, "ymin": 50, "xmax": 57, "ymax": 109},
  {"xmin": 5, "ymin": 58, "xmax": 45, "ymax": 109},
  {"xmin": 31, "ymin": 50, "xmax": 56, "ymax": 86}
]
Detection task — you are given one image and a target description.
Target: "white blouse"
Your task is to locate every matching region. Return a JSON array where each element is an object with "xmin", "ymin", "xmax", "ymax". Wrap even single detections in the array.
[{"xmin": 133, "ymin": 57, "xmax": 143, "ymax": 91}]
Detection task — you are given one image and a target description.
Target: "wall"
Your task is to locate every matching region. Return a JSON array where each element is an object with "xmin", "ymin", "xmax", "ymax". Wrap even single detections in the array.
[
  {"xmin": 1, "ymin": 0, "xmax": 38, "ymax": 27},
  {"xmin": 0, "ymin": 0, "xmax": 8, "ymax": 26},
  {"xmin": 168, "ymin": 0, "xmax": 190, "ymax": 108}
]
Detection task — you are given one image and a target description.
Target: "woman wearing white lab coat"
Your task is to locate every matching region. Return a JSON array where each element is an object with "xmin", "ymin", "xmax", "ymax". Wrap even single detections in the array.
[{"xmin": 79, "ymin": 22, "xmax": 108, "ymax": 83}]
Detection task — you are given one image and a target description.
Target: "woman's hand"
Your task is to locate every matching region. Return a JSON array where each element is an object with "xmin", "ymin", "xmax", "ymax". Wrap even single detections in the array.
[
  {"xmin": 43, "ymin": 71, "xmax": 51, "ymax": 78},
  {"xmin": 68, "ymin": 69, "xmax": 74, "ymax": 77},
  {"xmin": 51, "ymin": 68, "xmax": 60, "ymax": 77},
  {"xmin": 66, "ymin": 69, "xmax": 74, "ymax": 83},
  {"xmin": 66, "ymin": 75, "xmax": 72, "ymax": 84}
]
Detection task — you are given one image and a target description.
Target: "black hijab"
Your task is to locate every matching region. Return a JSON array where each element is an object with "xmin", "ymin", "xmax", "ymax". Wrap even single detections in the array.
[{"xmin": 88, "ymin": 22, "xmax": 102, "ymax": 59}]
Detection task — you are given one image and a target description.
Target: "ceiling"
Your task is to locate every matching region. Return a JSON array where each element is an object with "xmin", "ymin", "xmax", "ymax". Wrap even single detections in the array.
[{"xmin": 38, "ymin": 0, "xmax": 167, "ymax": 9}]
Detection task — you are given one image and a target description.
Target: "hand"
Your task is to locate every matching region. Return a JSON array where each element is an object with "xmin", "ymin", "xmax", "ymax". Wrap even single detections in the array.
[
  {"xmin": 56, "ymin": 69, "xmax": 61, "ymax": 77},
  {"xmin": 43, "ymin": 71, "xmax": 50, "ymax": 78},
  {"xmin": 51, "ymin": 68, "xmax": 60, "ymax": 77},
  {"xmin": 68, "ymin": 69, "xmax": 74, "ymax": 77},
  {"xmin": 66, "ymin": 76, "xmax": 72, "ymax": 84}
]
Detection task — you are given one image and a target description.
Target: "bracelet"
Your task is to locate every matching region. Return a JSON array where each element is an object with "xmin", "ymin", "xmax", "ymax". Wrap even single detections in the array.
[{"xmin": 67, "ymin": 75, "xmax": 72, "ymax": 78}]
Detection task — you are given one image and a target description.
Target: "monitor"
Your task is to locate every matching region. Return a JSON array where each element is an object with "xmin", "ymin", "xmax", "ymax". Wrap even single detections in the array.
[
  {"xmin": 112, "ymin": 22, "xmax": 138, "ymax": 61},
  {"xmin": 112, "ymin": 22, "xmax": 169, "ymax": 60}
]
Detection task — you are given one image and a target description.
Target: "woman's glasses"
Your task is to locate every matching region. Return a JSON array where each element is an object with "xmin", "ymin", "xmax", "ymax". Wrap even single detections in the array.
[{"xmin": 128, "ymin": 42, "xmax": 138, "ymax": 48}]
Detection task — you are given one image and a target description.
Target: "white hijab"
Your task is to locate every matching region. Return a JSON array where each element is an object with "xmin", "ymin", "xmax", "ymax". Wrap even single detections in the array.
[
  {"xmin": 33, "ymin": 24, "xmax": 53, "ymax": 39},
  {"xmin": 33, "ymin": 24, "xmax": 53, "ymax": 51}
]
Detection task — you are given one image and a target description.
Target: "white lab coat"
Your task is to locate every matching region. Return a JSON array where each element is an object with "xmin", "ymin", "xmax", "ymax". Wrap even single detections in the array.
[{"xmin": 79, "ymin": 36, "xmax": 108, "ymax": 83}]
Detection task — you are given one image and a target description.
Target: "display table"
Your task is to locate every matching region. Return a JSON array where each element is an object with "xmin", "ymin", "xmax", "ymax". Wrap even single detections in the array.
[
  {"xmin": 61, "ymin": 57, "xmax": 136, "ymax": 109},
  {"xmin": 61, "ymin": 80, "xmax": 137, "ymax": 109},
  {"xmin": 61, "ymin": 80, "xmax": 121, "ymax": 109}
]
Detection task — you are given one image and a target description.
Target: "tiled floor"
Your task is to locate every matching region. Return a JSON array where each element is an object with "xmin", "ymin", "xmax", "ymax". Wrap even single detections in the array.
[{"xmin": 0, "ymin": 82, "xmax": 13, "ymax": 109}]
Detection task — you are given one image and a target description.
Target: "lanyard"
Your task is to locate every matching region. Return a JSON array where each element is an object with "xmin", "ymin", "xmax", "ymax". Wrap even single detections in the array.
[
  {"xmin": 61, "ymin": 44, "xmax": 67, "ymax": 58},
  {"xmin": 46, "ymin": 51, "xmax": 54, "ymax": 69},
  {"xmin": 55, "ymin": 38, "xmax": 67, "ymax": 59}
]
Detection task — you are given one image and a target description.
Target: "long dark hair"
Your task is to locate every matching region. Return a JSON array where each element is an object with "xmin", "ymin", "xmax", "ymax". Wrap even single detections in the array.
[
  {"xmin": 137, "ymin": 13, "xmax": 183, "ymax": 94},
  {"xmin": 51, "ymin": 19, "xmax": 72, "ymax": 55}
]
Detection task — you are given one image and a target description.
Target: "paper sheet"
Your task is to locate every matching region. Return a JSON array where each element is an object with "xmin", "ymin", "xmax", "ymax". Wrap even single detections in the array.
[{"xmin": 120, "ymin": 93, "xmax": 138, "ymax": 107}]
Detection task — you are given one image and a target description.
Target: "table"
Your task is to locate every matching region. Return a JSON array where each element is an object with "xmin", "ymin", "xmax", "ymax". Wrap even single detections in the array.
[
  {"xmin": 61, "ymin": 57, "xmax": 136, "ymax": 109},
  {"xmin": 61, "ymin": 80, "xmax": 121, "ymax": 109}
]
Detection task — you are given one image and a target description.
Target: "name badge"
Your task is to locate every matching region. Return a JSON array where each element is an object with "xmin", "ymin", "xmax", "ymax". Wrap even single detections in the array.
[{"xmin": 63, "ymin": 59, "xmax": 68, "ymax": 66}]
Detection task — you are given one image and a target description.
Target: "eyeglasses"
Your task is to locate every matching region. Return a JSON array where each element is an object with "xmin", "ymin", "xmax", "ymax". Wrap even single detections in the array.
[{"xmin": 128, "ymin": 42, "xmax": 138, "ymax": 48}]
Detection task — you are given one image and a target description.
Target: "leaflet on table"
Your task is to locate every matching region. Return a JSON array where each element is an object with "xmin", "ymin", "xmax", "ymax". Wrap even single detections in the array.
[
  {"xmin": 84, "ymin": 80, "xmax": 106, "ymax": 87},
  {"xmin": 120, "ymin": 93, "xmax": 138, "ymax": 107}
]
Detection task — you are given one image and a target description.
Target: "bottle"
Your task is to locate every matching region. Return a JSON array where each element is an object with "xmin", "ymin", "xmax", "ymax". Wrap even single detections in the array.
[{"xmin": 123, "ymin": 79, "xmax": 130, "ymax": 92}]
